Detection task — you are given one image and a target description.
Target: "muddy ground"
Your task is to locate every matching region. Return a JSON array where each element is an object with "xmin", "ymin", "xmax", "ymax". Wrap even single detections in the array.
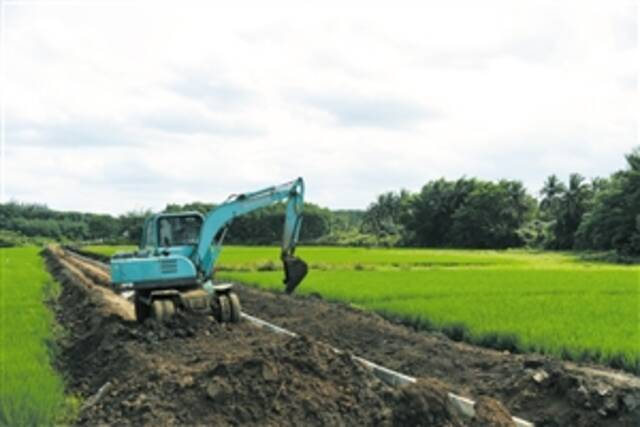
[{"xmin": 50, "ymin": 247, "xmax": 640, "ymax": 426}]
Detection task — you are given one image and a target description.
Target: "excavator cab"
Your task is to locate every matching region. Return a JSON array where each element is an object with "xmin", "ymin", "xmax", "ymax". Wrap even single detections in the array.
[{"xmin": 139, "ymin": 213, "xmax": 203, "ymax": 250}]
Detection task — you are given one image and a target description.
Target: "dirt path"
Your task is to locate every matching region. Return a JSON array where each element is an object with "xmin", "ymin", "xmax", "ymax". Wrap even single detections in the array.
[{"xmin": 234, "ymin": 286, "xmax": 640, "ymax": 426}]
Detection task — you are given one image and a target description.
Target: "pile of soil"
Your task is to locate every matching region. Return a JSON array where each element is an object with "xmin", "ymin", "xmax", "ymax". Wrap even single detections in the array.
[
  {"xmin": 46, "ymin": 249, "xmax": 517, "ymax": 426},
  {"xmin": 235, "ymin": 285, "xmax": 640, "ymax": 426}
]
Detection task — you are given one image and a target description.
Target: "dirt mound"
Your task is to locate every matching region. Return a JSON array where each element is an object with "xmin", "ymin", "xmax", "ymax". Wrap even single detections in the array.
[
  {"xmin": 194, "ymin": 336, "xmax": 397, "ymax": 426},
  {"xmin": 47, "ymin": 248, "xmax": 509, "ymax": 426}
]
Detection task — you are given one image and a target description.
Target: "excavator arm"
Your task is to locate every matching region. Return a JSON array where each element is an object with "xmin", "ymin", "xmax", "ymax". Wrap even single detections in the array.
[{"xmin": 193, "ymin": 178, "xmax": 308, "ymax": 293}]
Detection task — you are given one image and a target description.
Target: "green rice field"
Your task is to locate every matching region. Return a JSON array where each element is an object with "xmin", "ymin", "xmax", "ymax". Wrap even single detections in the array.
[
  {"xmin": 85, "ymin": 245, "xmax": 640, "ymax": 372},
  {"xmin": 0, "ymin": 247, "xmax": 67, "ymax": 426}
]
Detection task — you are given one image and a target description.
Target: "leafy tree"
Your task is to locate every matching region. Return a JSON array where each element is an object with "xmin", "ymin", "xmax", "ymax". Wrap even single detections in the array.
[
  {"xmin": 575, "ymin": 148, "xmax": 640, "ymax": 255},
  {"xmin": 539, "ymin": 174, "xmax": 566, "ymax": 219},
  {"xmin": 164, "ymin": 202, "xmax": 214, "ymax": 214},
  {"xmin": 225, "ymin": 203, "xmax": 331, "ymax": 244},
  {"xmin": 448, "ymin": 180, "xmax": 535, "ymax": 248},
  {"xmin": 87, "ymin": 214, "xmax": 119, "ymax": 240},
  {"xmin": 402, "ymin": 178, "xmax": 479, "ymax": 246},
  {"xmin": 361, "ymin": 190, "xmax": 411, "ymax": 238},
  {"xmin": 118, "ymin": 210, "xmax": 151, "ymax": 244},
  {"xmin": 556, "ymin": 174, "xmax": 593, "ymax": 248},
  {"xmin": 330, "ymin": 210, "xmax": 365, "ymax": 233},
  {"xmin": 539, "ymin": 174, "xmax": 595, "ymax": 249}
]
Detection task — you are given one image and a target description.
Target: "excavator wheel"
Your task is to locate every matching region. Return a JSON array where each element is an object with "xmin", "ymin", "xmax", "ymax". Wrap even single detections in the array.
[
  {"xmin": 134, "ymin": 293, "xmax": 151, "ymax": 323},
  {"xmin": 163, "ymin": 299, "xmax": 176, "ymax": 318},
  {"xmin": 214, "ymin": 294, "xmax": 232, "ymax": 323},
  {"xmin": 151, "ymin": 299, "xmax": 176, "ymax": 321},
  {"xmin": 228, "ymin": 292, "xmax": 242, "ymax": 323},
  {"xmin": 151, "ymin": 299, "xmax": 166, "ymax": 321}
]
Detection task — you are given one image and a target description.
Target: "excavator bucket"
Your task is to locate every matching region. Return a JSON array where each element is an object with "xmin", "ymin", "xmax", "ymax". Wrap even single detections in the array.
[{"xmin": 282, "ymin": 255, "xmax": 308, "ymax": 294}]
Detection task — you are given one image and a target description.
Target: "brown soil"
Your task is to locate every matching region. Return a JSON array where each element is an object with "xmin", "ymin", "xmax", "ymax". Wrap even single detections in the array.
[
  {"xmin": 391, "ymin": 379, "xmax": 464, "ymax": 427},
  {"xmin": 472, "ymin": 397, "xmax": 516, "ymax": 427},
  {"xmin": 234, "ymin": 286, "xmax": 640, "ymax": 426},
  {"xmin": 48, "ymin": 247, "xmax": 640, "ymax": 426}
]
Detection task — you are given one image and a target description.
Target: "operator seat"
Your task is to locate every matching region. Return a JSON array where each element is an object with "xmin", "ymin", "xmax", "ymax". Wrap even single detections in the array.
[{"xmin": 159, "ymin": 219, "xmax": 173, "ymax": 246}]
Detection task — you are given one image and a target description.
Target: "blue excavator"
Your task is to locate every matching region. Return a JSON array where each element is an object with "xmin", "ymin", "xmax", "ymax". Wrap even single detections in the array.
[{"xmin": 109, "ymin": 178, "xmax": 308, "ymax": 322}]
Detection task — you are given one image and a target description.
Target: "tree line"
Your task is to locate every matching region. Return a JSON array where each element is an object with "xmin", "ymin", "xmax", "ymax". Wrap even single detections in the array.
[
  {"xmin": 359, "ymin": 148, "xmax": 639, "ymax": 257},
  {"xmin": 1, "ymin": 148, "xmax": 637, "ymax": 258},
  {"xmin": 0, "ymin": 201, "xmax": 336, "ymax": 247}
]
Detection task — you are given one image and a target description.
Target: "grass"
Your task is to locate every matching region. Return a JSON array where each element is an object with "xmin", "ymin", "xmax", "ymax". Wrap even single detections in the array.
[
  {"xmin": 0, "ymin": 247, "xmax": 69, "ymax": 426},
  {"xmin": 84, "ymin": 244, "xmax": 640, "ymax": 372}
]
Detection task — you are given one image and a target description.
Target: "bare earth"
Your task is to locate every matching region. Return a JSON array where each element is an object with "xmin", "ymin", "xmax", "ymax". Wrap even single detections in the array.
[{"xmin": 48, "ymin": 247, "xmax": 640, "ymax": 426}]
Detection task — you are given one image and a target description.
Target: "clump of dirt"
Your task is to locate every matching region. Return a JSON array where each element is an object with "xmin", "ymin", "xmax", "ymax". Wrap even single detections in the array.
[
  {"xmin": 472, "ymin": 396, "xmax": 515, "ymax": 427},
  {"xmin": 192, "ymin": 336, "xmax": 397, "ymax": 426},
  {"xmin": 47, "ymin": 248, "xmax": 517, "ymax": 426},
  {"xmin": 391, "ymin": 379, "xmax": 464, "ymax": 427}
]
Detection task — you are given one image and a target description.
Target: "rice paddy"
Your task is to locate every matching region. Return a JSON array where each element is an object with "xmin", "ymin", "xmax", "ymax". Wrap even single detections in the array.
[{"xmin": 0, "ymin": 247, "xmax": 68, "ymax": 426}]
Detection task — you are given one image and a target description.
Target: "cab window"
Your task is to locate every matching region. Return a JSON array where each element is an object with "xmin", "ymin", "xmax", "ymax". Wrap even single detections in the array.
[
  {"xmin": 145, "ymin": 220, "xmax": 154, "ymax": 247},
  {"xmin": 157, "ymin": 215, "xmax": 202, "ymax": 246}
]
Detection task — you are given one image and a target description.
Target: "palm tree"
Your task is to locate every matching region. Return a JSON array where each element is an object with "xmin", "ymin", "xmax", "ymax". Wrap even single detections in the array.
[
  {"xmin": 540, "ymin": 174, "xmax": 566, "ymax": 213},
  {"xmin": 626, "ymin": 147, "xmax": 640, "ymax": 172},
  {"xmin": 554, "ymin": 173, "xmax": 593, "ymax": 248},
  {"xmin": 564, "ymin": 174, "xmax": 591, "ymax": 218}
]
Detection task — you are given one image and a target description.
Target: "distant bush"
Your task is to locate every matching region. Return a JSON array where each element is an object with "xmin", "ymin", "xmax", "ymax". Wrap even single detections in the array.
[
  {"xmin": 0, "ymin": 230, "xmax": 50, "ymax": 247},
  {"xmin": 313, "ymin": 230, "xmax": 400, "ymax": 247}
]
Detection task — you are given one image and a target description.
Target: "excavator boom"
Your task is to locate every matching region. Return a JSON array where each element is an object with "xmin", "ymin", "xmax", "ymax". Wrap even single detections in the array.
[{"xmin": 194, "ymin": 177, "xmax": 307, "ymax": 292}]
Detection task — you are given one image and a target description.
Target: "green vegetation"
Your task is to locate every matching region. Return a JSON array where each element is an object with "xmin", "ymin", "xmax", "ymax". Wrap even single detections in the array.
[
  {"xmin": 575, "ymin": 149, "xmax": 640, "ymax": 255},
  {"xmin": 0, "ymin": 202, "xmax": 333, "ymax": 247},
  {"xmin": 0, "ymin": 230, "xmax": 51, "ymax": 248},
  {"xmin": 0, "ymin": 247, "xmax": 68, "ymax": 426},
  {"xmin": 361, "ymin": 148, "xmax": 639, "ymax": 256}
]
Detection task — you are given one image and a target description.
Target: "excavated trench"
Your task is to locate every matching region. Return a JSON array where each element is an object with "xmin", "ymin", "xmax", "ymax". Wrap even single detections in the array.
[{"xmin": 47, "ymin": 247, "xmax": 640, "ymax": 426}]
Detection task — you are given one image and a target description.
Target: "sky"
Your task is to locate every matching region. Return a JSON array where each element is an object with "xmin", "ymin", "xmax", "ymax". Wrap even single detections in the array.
[{"xmin": 1, "ymin": 0, "xmax": 637, "ymax": 214}]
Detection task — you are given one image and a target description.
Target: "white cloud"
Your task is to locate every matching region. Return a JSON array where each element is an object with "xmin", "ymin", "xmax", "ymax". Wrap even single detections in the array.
[{"xmin": 2, "ymin": 0, "xmax": 637, "ymax": 214}]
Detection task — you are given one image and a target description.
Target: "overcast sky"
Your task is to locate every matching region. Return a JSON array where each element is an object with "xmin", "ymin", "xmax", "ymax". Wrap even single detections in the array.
[{"xmin": 2, "ymin": 0, "xmax": 637, "ymax": 214}]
